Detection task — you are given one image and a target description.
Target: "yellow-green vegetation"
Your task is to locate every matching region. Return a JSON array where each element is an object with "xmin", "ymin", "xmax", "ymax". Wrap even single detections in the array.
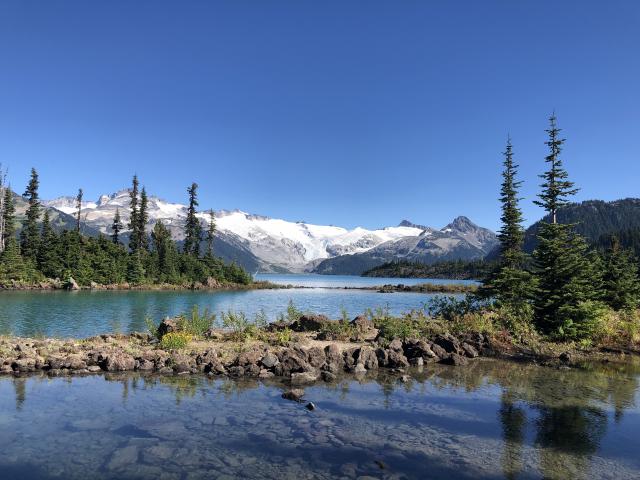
[
  {"xmin": 160, "ymin": 332, "xmax": 191, "ymax": 350},
  {"xmin": 175, "ymin": 306, "xmax": 215, "ymax": 337}
]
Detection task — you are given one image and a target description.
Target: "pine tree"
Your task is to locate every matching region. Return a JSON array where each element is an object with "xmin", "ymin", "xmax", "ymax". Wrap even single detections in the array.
[
  {"xmin": 20, "ymin": 168, "xmax": 41, "ymax": 260},
  {"xmin": 126, "ymin": 250, "xmax": 146, "ymax": 285},
  {"xmin": 1, "ymin": 186, "xmax": 15, "ymax": 251},
  {"xmin": 128, "ymin": 175, "xmax": 140, "ymax": 252},
  {"xmin": 38, "ymin": 210, "xmax": 59, "ymax": 278},
  {"xmin": 532, "ymin": 115, "xmax": 600, "ymax": 339},
  {"xmin": 0, "ymin": 237, "xmax": 26, "ymax": 281},
  {"xmin": 111, "ymin": 208, "xmax": 123, "ymax": 244},
  {"xmin": 183, "ymin": 182, "xmax": 202, "ymax": 256},
  {"xmin": 602, "ymin": 237, "xmax": 640, "ymax": 310},
  {"xmin": 533, "ymin": 115, "xmax": 580, "ymax": 224},
  {"xmin": 151, "ymin": 220, "xmax": 179, "ymax": 282},
  {"xmin": 75, "ymin": 188, "xmax": 83, "ymax": 233},
  {"xmin": 0, "ymin": 165, "xmax": 7, "ymax": 252},
  {"xmin": 138, "ymin": 187, "xmax": 149, "ymax": 251},
  {"xmin": 206, "ymin": 209, "xmax": 216, "ymax": 258},
  {"xmin": 481, "ymin": 138, "xmax": 534, "ymax": 308}
]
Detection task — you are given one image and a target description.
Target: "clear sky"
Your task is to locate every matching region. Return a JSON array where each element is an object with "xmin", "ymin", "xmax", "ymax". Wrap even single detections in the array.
[{"xmin": 0, "ymin": 1, "xmax": 638, "ymax": 230}]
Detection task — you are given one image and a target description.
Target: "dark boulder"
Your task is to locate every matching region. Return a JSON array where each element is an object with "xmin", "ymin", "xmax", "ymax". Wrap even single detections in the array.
[
  {"xmin": 289, "ymin": 314, "xmax": 331, "ymax": 332},
  {"xmin": 157, "ymin": 318, "xmax": 178, "ymax": 337},
  {"xmin": 440, "ymin": 353, "xmax": 468, "ymax": 366},
  {"xmin": 461, "ymin": 342, "xmax": 479, "ymax": 358},
  {"xmin": 434, "ymin": 334, "xmax": 464, "ymax": 355},
  {"xmin": 387, "ymin": 349, "xmax": 410, "ymax": 368}
]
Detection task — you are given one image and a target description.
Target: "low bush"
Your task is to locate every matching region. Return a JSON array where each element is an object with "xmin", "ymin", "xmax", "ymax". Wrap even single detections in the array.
[
  {"xmin": 160, "ymin": 332, "xmax": 191, "ymax": 350},
  {"xmin": 176, "ymin": 305, "xmax": 215, "ymax": 337}
]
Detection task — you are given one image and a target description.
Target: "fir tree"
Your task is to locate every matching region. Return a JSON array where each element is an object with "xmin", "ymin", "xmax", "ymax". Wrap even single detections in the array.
[
  {"xmin": 602, "ymin": 237, "xmax": 640, "ymax": 310},
  {"xmin": 183, "ymin": 182, "xmax": 202, "ymax": 256},
  {"xmin": 0, "ymin": 237, "xmax": 26, "ymax": 282},
  {"xmin": 75, "ymin": 188, "xmax": 83, "ymax": 233},
  {"xmin": 533, "ymin": 114, "xmax": 579, "ymax": 224},
  {"xmin": 20, "ymin": 168, "xmax": 41, "ymax": 260},
  {"xmin": 38, "ymin": 210, "xmax": 59, "ymax": 278},
  {"xmin": 111, "ymin": 208, "xmax": 123, "ymax": 245},
  {"xmin": 128, "ymin": 175, "xmax": 140, "ymax": 252},
  {"xmin": 138, "ymin": 187, "xmax": 149, "ymax": 251},
  {"xmin": 206, "ymin": 209, "xmax": 216, "ymax": 258},
  {"xmin": 481, "ymin": 138, "xmax": 534, "ymax": 307},
  {"xmin": 0, "ymin": 165, "xmax": 7, "ymax": 252},
  {"xmin": 532, "ymin": 115, "xmax": 600, "ymax": 339},
  {"xmin": 1, "ymin": 187, "xmax": 15, "ymax": 251},
  {"xmin": 126, "ymin": 250, "xmax": 145, "ymax": 285},
  {"xmin": 151, "ymin": 220, "xmax": 179, "ymax": 282}
]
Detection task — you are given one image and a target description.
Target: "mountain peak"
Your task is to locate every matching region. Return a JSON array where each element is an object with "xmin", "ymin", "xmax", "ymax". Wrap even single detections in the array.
[
  {"xmin": 398, "ymin": 219, "xmax": 431, "ymax": 231},
  {"xmin": 444, "ymin": 216, "xmax": 477, "ymax": 233}
]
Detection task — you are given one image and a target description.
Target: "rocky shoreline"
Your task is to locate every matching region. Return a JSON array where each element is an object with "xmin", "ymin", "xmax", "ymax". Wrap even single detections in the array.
[
  {"xmin": 2, "ymin": 313, "xmax": 634, "ymax": 382},
  {"xmin": 0, "ymin": 313, "xmax": 487, "ymax": 381}
]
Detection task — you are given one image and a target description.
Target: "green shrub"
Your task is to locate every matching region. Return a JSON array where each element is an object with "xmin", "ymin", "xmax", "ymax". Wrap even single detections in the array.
[
  {"xmin": 221, "ymin": 310, "xmax": 264, "ymax": 342},
  {"xmin": 160, "ymin": 332, "xmax": 191, "ymax": 350},
  {"xmin": 318, "ymin": 321, "xmax": 355, "ymax": 341},
  {"xmin": 274, "ymin": 327, "xmax": 293, "ymax": 346},
  {"xmin": 554, "ymin": 300, "xmax": 610, "ymax": 341},
  {"xmin": 176, "ymin": 305, "xmax": 215, "ymax": 337}
]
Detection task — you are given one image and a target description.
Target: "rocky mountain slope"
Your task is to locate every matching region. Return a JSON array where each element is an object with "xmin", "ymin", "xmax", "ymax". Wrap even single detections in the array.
[
  {"xmin": 44, "ymin": 190, "xmax": 497, "ymax": 273},
  {"xmin": 313, "ymin": 216, "xmax": 498, "ymax": 275}
]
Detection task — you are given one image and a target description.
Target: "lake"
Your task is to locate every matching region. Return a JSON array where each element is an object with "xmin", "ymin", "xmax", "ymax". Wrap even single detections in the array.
[
  {"xmin": 1, "ymin": 358, "xmax": 638, "ymax": 479},
  {"xmin": 0, "ymin": 274, "xmax": 472, "ymax": 338}
]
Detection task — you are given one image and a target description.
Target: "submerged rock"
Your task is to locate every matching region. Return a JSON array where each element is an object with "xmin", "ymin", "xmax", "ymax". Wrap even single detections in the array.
[{"xmin": 282, "ymin": 389, "xmax": 305, "ymax": 402}]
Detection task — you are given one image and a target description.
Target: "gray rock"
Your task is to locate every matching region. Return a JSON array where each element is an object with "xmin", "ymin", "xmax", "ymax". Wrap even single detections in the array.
[
  {"xmin": 290, "ymin": 370, "xmax": 319, "ymax": 385},
  {"xmin": 260, "ymin": 352, "xmax": 279, "ymax": 369},
  {"xmin": 461, "ymin": 342, "xmax": 479, "ymax": 358}
]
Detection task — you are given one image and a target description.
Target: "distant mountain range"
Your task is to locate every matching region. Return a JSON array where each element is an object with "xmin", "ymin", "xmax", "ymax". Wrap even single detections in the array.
[{"xmin": 42, "ymin": 189, "xmax": 498, "ymax": 274}]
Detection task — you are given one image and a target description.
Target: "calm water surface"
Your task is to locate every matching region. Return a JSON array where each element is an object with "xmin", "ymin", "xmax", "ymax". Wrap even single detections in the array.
[
  {"xmin": 0, "ymin": 274, "xmax": 469, "ymax": 338},
  {"xmin": 0, "ymin": 359, "xmax": 638, "ymax": 479}
]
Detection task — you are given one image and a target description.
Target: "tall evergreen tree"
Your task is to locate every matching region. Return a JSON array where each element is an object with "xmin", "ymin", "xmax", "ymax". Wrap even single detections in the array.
[
  {"xmin": 206, "ymin": 209, "xmax": 216, "ymax": 258},
  {"xmin": 533, "ymin": 115, "xmax": 579, "ymax": 224},
  {"xmin": 183, "ymin": 182, "xmax": 202, "ymax": 256},
  {"xmin": 1, "ymin": 186, "xmax": 15, "ymax": 251},
  {"xmin": 38, "ymin": 210, "xmax": 59, "ymax": 277},
  {"xmin": 0, "ymin": 165, "xmax": 7, "ymax": 252},
  {"xmin": 481, "ymin": 138, "xmax": 534, "ymax": 307},
  {"xmin": 75, "ymin": 188, "xmax": 83, "ymax": 233},
  {"xmin": 602, "ymin": 237, "xmax": 640, "ymax": 311},
  {"xmin": 151, "ymin": 220, "xmax": 179, "ymax": 282},
  {"xmin": 532, "ymin": 115, "xmax": 599, "ymax": 339},
  {"xmin": 111, "ymin": 208, "xmax": 123, "ymax": 245},
  {"xmin": 138, "ymin": 187, "xmax": 149, "ymax": 251},
  {"xmin": 20, "ymin": 168, "xmax": 41, "ymax": 260},
  {"xmin": 0, "ymin": 237, "xmax": 26, "ymax": 281},
  {"xmin": 128, "ymin": 175, "xmax": 140, "ymax": 252}
]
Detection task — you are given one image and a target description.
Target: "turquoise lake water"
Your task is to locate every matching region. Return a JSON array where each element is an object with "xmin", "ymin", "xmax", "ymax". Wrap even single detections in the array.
[{"xmin": 0, "ymin": 274, "xmax": 472, "ymax": 338}]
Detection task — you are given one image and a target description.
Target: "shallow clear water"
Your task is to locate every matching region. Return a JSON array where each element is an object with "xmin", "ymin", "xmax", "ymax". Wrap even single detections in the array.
[
  {"xmin": 1, "ymin": 359, "xmax": 638, "ymax": 479},
  {"xmin": 0, "ymin": 275, "xmax": 466, "ymax": 338}
]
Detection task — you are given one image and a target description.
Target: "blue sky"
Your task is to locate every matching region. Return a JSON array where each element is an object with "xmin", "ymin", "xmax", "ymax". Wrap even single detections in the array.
[{"xmin": 1, "ymin": 1, "xmax": 638, "ymax": 230}]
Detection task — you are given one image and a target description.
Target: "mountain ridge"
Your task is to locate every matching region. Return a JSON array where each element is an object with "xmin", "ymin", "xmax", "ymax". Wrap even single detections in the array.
[{"xmin": 43, "ymin": 189, "xmax": 498, "ymax": 274}]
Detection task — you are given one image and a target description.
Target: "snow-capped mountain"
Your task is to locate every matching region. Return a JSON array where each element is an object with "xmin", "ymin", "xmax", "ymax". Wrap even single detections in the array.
[
  {"xmin": 313, "ymin": 216, "xmax": 499, "ymax": 275},
  {"xmin": 44, "ymin": 191, "xmax": 497, "ymax": 273}
]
